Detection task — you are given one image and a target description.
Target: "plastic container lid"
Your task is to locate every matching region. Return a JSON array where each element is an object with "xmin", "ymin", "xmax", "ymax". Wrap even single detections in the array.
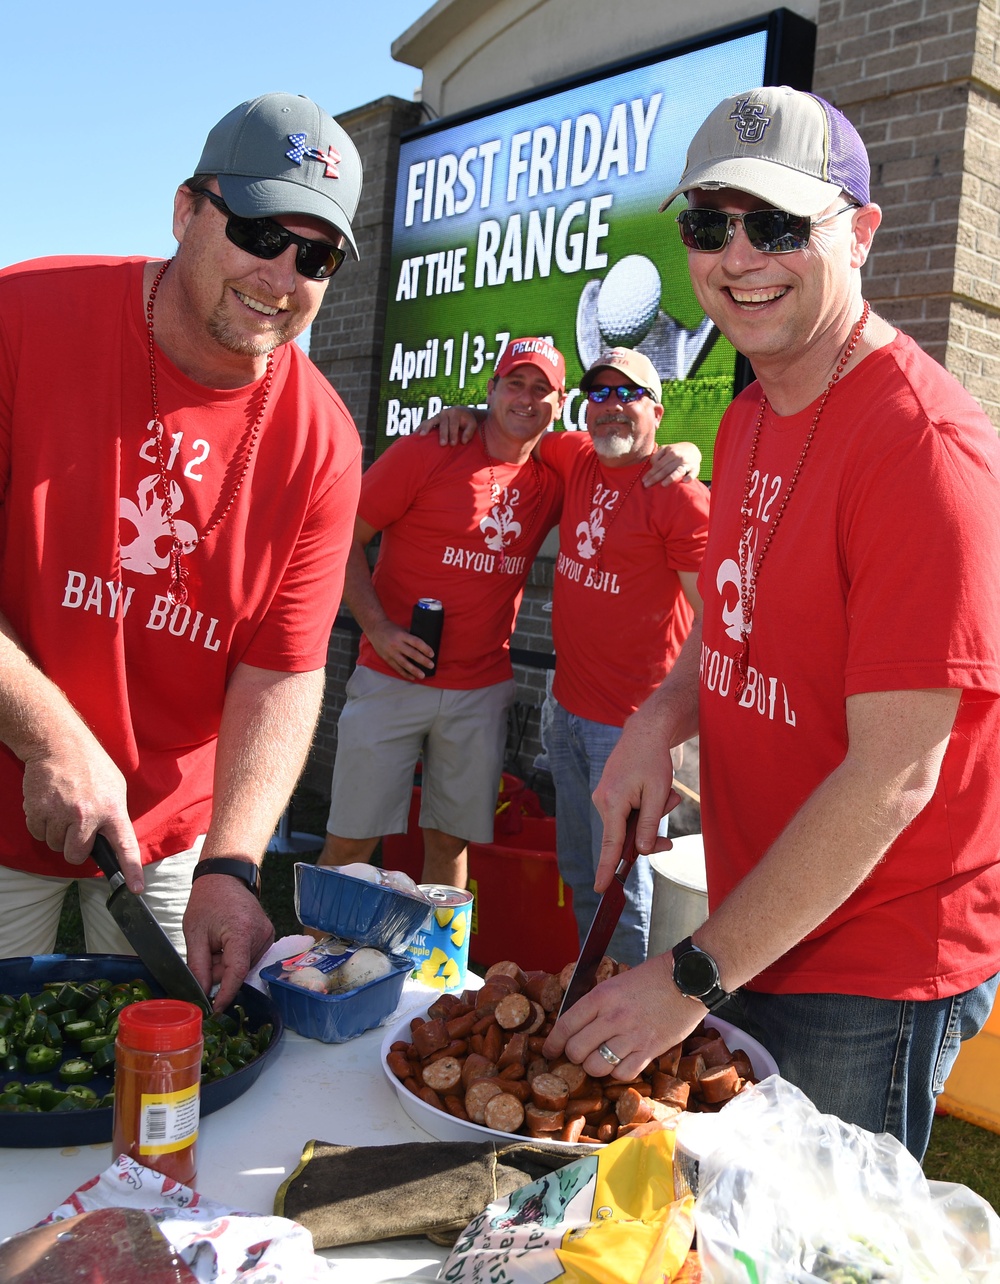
[{"xmin": 116, "ymin": 999, "xmax": 203, "ymax": 1051}]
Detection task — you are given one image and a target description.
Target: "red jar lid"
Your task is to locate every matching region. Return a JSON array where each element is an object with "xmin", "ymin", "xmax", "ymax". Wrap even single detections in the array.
[{"xmin": 117, "ymin": 999, "xmax": 203, "ymax": 1050}]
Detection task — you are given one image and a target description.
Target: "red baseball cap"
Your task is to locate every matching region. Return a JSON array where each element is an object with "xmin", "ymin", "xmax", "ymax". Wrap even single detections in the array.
[{"xmin": 492, "ymin": 338, "xmax": 566, "ymax": 391}]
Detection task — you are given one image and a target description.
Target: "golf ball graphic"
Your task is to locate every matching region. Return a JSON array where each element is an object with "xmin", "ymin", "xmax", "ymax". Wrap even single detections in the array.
[{"xmin": 597, "ymin": 255, "xmax": 662, "ymax": 347}]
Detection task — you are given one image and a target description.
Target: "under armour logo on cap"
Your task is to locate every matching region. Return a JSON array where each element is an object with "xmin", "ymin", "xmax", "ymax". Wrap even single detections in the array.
[
  {"xmin": 286, "ymin": 133, "xmax": 342, "ymax": 178},
  {"xmin": 728, "ymin": 99, "xmax": 772, "ymax": 145}
]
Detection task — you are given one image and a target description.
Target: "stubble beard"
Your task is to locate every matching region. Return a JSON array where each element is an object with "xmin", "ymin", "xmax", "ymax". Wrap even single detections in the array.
[{"xmin": 206, "ymin": 304, "xmax": 289, "ymax": 358}]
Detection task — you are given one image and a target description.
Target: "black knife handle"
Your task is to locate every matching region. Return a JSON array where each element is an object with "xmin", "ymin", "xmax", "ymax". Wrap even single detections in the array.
[
  {"xmin": 613, "ymin": 810, "xmax": 641, "ymax": 883},
  {"xmin": 90, "ymin": 833, "xmax": 125, "ymax": 885}
]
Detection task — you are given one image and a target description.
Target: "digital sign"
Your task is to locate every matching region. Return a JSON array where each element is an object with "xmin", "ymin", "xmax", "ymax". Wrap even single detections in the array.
[{"xmin": 377, "ymin": 12, "xmax": 815, "ymax": 474}]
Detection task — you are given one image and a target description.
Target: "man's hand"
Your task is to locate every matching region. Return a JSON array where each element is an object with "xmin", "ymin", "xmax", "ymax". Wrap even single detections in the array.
[
  {"xmin": 643, "ymin": 441, "xmax": 702, "ymax": 487},
  {"xmin": 183, "ymin": 874, "xmax": 274, "ymax": 1012},
  {"xmin": 542, "ymin": 953, "xmax": 702, "ymax": 1082},
  {"xmin": 22, "ymin": 740, "xmax": 144, "ymax": 893},
  {"xmin": 418, "ymin": 405, "xmax": 481, "ymax": 445},
  {"xmin": 367, "ymin": 618, "xmax": 436, "ymax": 680},
  {"xmin": 592, "ymin": 699, "xmax": 679, "ymax": 890}
]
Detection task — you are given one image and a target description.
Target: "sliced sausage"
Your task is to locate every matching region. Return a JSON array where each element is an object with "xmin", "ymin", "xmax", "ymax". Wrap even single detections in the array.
[
  {"xmin": 485, "ymin": 961, "xmax": 528, "ymax": 990},
  {"xmin": 465, "ymin": 1078, "xmax": 505, "ymax": 1124},
  {"xmin": 494, "ymin": 992, "xmax": 532, "ymax": 1030},
  {"xmin": 699, "ymin": 1063, "xmax": 741, "ymax": 1103},
  {"xmin": 524, "ymin": 1103, "xmax": 565, "ymax": 1134},
  {"xmin": 530, "ymin": 1072, "xmax": 570, "ymax": 1112},
  {"xmin": 422, "ymin": 1055, "xmax": 463, "ymax": 1094},
  {"xmin": 411, "ymin": 1018, "xmax": 450, "ymax": 1059},
  {"xmin": 484, "ymin": 1092, "xmax": 526, "ymax": 1134}
]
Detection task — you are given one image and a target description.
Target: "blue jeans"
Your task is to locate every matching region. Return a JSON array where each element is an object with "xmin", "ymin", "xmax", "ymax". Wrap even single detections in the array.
[
  {"xmin": 547, "ymin": 701, "xmax": 653, "ymax": 968},
  {"xmin": 716, "ymin": 971, "xmax": 1000, "ymax": 1161}
]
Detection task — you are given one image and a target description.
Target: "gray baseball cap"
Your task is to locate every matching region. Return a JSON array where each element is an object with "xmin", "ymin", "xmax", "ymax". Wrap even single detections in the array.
[
  {"xmin": 660, "ymin": 86, "xmax": 870, "ymax": 218},
  {"xmin": 194, "ymin": 92, "xmax": 362, "ymax": 258}
]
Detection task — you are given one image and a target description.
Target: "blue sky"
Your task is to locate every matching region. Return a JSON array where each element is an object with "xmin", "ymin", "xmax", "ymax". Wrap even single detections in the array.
[{"xmin": 1, "ymin": 1, "xmax": 430, "ymax": 268}]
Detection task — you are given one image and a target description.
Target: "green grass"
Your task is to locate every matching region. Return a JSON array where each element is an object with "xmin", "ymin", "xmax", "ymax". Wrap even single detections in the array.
[{"xmin": 54, "ymin": 789, "xmax": 1000, "ymax": 1212}]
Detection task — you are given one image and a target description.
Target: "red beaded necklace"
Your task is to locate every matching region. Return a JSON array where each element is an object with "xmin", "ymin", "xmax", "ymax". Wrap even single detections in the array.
[
  {"xmin": 479, "ymin": 424, "xmax": 544, "ymax": 572},
  {"xmin": 145, "ymin": 259, "xmax": 274, "ymax": 606},
  {"xmin": 734, "ymin": 300, "xmax": 870, "ymax": 699},
  {"xmin": 588, "ymin": 450, "xmax": 650, "ymax": 575}
]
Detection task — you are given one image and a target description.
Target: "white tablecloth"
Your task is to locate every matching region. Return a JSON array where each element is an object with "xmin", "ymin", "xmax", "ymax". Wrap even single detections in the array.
[{"xmin": 0, "ymin": 985, "xmax": 456, "ymax": 1281}]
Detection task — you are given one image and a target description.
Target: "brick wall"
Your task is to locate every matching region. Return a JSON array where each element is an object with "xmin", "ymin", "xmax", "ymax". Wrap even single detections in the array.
[{"xmin": 812, "ymin": 0, "xmax": 1000, "ymax": 425}]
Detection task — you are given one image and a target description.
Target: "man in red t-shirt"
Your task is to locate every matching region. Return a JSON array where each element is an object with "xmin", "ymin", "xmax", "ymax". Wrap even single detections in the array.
[
  {"xmin": 320, "ymin": 341, "xmax": 565, "ymax": 888},
  {"xmin": 0, "ymin": 94, "xmax": 363, "ymax": 1009},
  {"xmin": 539, "ymin": 348, "xmax": 709, "ymax": 967},
  {"xmin": 545, "ymin": 86, "xmax": 1000, "ymax": 1160}
]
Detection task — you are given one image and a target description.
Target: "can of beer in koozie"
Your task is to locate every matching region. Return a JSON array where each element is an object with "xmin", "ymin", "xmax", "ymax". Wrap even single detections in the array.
[
  {"xmin": 406, "ymin": 884, "xmax": 473, "ymax": 991},
  {"xmin": 409, "ymin": 598, "xmax": 444, "ymax": 677}
]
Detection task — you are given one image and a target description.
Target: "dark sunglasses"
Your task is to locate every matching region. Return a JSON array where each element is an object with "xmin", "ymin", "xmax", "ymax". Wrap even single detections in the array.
[
  {"xmin": 196, "ymin": 188, "xmax": 347, "ymax": 280},
  {"xmin": 676, "ymin": 203, "xmax": 859, "ymax": 254},
  {"xmin": 586, "ymin": 384, "xmax": 651, "ymax": 404}
]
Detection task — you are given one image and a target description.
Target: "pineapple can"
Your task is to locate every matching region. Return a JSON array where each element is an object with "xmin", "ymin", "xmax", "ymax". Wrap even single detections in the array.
[{"xmin": 406, "ymin": 884, "xmax": 473, "ymax": 991}]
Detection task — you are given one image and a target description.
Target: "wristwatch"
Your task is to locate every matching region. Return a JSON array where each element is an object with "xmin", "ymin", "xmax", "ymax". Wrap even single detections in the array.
[
  {"xmin": 191, "ymin": 857, "xmax": 262, "ymax": 899},
  {"xmin": 671, "ymin": 936, "xmax": 731, "ymax": 1012}
]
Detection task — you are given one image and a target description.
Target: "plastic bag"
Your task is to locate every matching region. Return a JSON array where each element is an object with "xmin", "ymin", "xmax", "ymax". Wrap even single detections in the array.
[
  {"xmin": 682, "ymin": 1075, "xmax": 1000, "ymax": 1283},
  {"xmin": 439, "ymin": 1128, "xmax": 697, "ymax": 1283}
]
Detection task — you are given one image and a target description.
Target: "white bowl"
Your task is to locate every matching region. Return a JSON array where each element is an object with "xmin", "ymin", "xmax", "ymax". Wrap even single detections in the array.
[{"xmin": 380, "ymin": 1005, "xmax": 778, "ymax": 1148}]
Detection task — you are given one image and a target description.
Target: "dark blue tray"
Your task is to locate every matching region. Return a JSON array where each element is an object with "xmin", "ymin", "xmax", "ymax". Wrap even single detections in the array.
[{"xmin": 0, "ymin": 954, "xmax": 283, "ymax": 1148}]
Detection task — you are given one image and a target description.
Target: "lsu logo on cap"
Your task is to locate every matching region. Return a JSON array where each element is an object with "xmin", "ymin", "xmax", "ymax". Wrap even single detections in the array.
[{"xmin": 728, "ymin": 98, "xmax": 772, "ymax": 145}]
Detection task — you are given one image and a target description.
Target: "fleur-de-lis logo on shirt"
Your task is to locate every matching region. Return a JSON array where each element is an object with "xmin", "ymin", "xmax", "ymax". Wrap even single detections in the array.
[
  {"xmin": 575, "ymin": 508, "xmax": 606, "ymax": 561},
  {"xmin": 120, "ymin": 475, "xmax": 198, "ymax": 575},
  {"xmin": 481, "ymin": 501, "xmax": 521, "ymax": 552}
]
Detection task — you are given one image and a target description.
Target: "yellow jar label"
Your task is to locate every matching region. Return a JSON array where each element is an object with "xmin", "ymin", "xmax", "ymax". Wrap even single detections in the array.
[{"xmin": 138, "ymin": 1083, "xmax": 200, "ymax": 1155}]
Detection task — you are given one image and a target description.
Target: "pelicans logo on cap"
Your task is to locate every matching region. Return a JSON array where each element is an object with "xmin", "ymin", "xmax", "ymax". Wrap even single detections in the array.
[{"xmin": 729, "ymin": 99, "xmax": 772, "ymax": 145}]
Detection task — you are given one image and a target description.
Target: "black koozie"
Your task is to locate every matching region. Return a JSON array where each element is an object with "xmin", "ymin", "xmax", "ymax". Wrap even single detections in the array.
[{"xmin": 409, "ymin": 600, "xmax": 444, "ymax": 677}]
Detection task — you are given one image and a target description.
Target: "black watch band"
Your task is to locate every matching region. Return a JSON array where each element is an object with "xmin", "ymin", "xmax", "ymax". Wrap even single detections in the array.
[
  {"xmin": 671, "ymin": 935, "xmax": 731, "ymax": 1012},
  {"xmin": 191, "ymin": 857, "xmax": 262, "ymax": 899}
]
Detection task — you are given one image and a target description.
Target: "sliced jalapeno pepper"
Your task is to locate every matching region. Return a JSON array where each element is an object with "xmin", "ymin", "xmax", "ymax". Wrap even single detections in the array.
[
  {"xmin": 63, "ymin": 1020, "xmax": 98, "ymax": 1043},
  {"xmin": 25, "ymin": 1044, "xmax": 61, "ymax": 1073},
  {"xmin": 80, "ymin": 1032, "xmax": 114, "ymax": 1056},
  {"xmin": 59, "ymin": 1058, "xmax": 95, "ymax": 1084},
  {"xmin": 91, "ymin": 1043, "xmax": 117, "ymax": 1072}
]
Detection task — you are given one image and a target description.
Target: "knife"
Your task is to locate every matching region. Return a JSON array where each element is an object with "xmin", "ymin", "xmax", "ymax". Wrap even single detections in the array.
[
  {"xmin": 90, "ymin": 834, "xmax": 212, "ymax": 1014},
  {"xmin": 557, "ymin": 809, "xmax": 640, "ymax": 1020}
]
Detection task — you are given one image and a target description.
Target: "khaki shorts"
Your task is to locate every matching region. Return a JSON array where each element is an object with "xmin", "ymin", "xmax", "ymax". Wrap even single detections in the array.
[
  {"xmin": 327, "ymin": 667, "xmax": 515, "ymax": 844},
  {"xmin": 0, "ymin": 839, "xmax": 204, "ymax": 959}
]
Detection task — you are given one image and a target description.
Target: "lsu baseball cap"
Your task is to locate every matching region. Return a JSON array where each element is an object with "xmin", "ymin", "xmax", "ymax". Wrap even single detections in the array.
[
  {"xmin": 580, "ymin": 348, "xmax": 662, "ymax": 405},
  {"xmin": 194, "ymin": 92, "xmax": 363, "ymax": 258},
  {"xmin": 493, "ymin": 338, "xmax": 566, "ymax": 391},
  {"xmin": 660, "ymin": 86, "xmax": 870, "ymax": 218}
]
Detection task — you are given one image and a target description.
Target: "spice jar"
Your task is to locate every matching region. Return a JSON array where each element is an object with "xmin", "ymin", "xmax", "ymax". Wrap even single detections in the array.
[{"xmin": 113, "ymin": 999, "xmax": 203, "ymax": 1185}]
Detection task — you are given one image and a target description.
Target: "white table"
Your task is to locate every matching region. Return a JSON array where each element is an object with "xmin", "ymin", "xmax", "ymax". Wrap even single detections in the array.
[{"xmin": 0, "ymin": 988, "xmax": 456, "ymax": 1282}]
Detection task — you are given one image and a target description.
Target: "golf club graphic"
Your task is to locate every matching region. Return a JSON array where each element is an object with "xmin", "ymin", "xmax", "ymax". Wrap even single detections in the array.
[{"xmin": 576, "ymin": 254, "xmax": 718, "ymax": 381}]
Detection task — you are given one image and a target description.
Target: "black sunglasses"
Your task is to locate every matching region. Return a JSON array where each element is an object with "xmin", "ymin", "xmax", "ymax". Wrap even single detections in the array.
[
  {"xmin": 196, "ymin": 189, "xmax": 347, "ymax": 280},
  {"xmin": 676, "ymin": 203, "xmax": 859, "ymax": 254},
  {"xmin": 586, "ymin": 384, "xmax": 651, "ymax": 404}
]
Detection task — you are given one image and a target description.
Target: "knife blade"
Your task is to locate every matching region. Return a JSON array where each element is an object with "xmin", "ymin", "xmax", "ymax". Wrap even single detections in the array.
[
  {"xmin": 90, "ymin": 835, "xmax": 212, "ymax": 1014},
  {"xmin": 557, "ymin": 809, "xmax": 640, "ymax": 1020}
]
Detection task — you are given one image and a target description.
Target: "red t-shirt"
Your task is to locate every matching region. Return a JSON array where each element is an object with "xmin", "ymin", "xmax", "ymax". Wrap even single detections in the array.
[
  {"xmin": 540, "ymin": 431, "xmax": 710, "ymax": 726},
  {"xmin": 358, "ymin": 431, "xmax": 562, "ymax": 688},
  {"xmin": 698, "ymin": 333, "xmax": 1000, "ymax": 1000},
  {"xmin": 0, "ymin": 256, "xmax": 362, "ymax": 873}
]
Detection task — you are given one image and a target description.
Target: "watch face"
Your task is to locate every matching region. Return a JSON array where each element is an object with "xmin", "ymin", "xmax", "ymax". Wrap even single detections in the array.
[{"xmin": 676, "ymin": 948, "xmax": 719, "ymax": 997}]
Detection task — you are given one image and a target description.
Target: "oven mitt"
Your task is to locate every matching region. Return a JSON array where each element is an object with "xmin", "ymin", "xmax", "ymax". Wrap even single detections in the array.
[{"xmin": 274, "ymin": 1138, "xmax": 594, "ymax": 1248}]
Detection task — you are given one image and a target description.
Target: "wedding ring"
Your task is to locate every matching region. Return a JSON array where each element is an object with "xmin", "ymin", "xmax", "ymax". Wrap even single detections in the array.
[{"xmin": 597, "ymin": 1042, "xmax": 621, "ymax": 1067}]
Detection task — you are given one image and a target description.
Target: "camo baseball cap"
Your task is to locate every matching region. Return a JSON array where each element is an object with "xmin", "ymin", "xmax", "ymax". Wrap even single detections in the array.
[
  {"xmin": 660, "ymin": 85, "xmax": 870, "ymax": 218},
  {"xmin": 194, "ymin": 92, "xmax": 363, "ymax": 258}
]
